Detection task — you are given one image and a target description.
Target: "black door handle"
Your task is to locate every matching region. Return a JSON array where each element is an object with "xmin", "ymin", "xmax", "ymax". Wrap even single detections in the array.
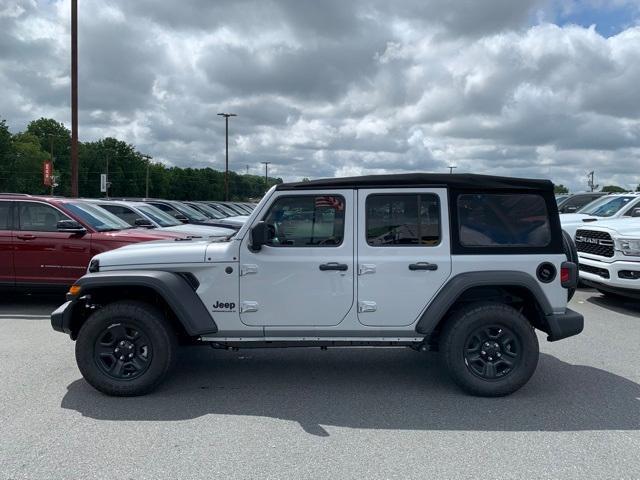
[
  {"xmin": 409, "ymin": 262, "xmax": 438, "ymax": 271},
  {"xmin": 319, "ymin": 262, "xmax": 348, "ymax": 271}
]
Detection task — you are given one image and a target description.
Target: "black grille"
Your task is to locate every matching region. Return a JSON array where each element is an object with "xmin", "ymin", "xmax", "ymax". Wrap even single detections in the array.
[
  {"xmin": 578, "ymin": 263, "xmax": 610, "ymax": 279},
  {"xmin": 575, "ymin": 229, "xmax": 614, "ymax": 258}
]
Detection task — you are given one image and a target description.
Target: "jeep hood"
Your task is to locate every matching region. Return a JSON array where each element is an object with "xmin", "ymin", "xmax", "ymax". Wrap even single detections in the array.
[{"xmin": 95, "ymin": 239, "xmax": 211, "ymax": 268}]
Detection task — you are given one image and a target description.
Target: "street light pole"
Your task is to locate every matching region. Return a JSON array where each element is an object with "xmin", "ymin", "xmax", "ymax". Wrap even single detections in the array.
[
  {"xmin": 70, "ymin": 0, "xmax": 79, "ymax": 197},
  {"xmin": 448, "ymin": 165, "xmax": 457, "ymax": 174},
  {"xmin": 217, "ymin": 112, "xmax": 237, "ymax": 201},
  {"xmin": 261, "ymin": 161, "xmax": 271, "ymax": 189}
]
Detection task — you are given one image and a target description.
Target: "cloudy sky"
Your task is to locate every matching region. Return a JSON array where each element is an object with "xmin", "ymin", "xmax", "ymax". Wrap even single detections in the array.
[{"xmin": 1, "ymin": 0, "xmax": 640, "ymax": 190}]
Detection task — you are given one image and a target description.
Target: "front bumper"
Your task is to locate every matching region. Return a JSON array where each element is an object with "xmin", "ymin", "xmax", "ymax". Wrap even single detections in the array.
[
  {"xmin": 545, "ymin": 308, "xmax": 584, "ymax": 342},
  {"xmin": 51, "ymin": 300, "xmax": 75, "ymax": 336},
  {"xmin": 578, "ymin": 255, "xmax": 640, "ymax": 290}
]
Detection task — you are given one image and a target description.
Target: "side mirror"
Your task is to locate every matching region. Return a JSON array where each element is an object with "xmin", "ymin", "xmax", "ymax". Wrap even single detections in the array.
[
  {"xmin": 631, "ymin": 208, "xmax": 640, "ymax": 218},
  {"xmin": 250, "ymin": 221, "xmax": 274, "ymax": 251},
  {"xmin": 564, "ymin": 206, "xmax": 579, "ymax": 213},
  {"xmin": 57, "ymin": 219, "xmax": 86, "ymax": 234},
  {"xmin": 174, "ymin": 214, "xmax": 189, "ymax": 223},
  {"xmin": 134, "ymin": 218, "xmax": 154, "ymax": 228}
]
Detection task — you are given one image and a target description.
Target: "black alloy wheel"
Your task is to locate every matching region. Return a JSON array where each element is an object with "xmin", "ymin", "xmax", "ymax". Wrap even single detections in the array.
[
  {"xmin": 463, "ymin": 324, "xmax": 521, "ymax": 380},
  {"xmin": 94, "ymin": 323, "xmax": 153, "ymax": 380}
]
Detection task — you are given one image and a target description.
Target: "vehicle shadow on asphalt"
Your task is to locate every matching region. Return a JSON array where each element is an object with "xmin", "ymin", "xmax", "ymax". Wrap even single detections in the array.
[
  {"xmin": 0, "ymin": 293, "xmax": 64, "ymax": 316},
  {"xmin": 61, "ymin": 348, "xmax": 640, "ymax": 437},
  {"xmin": 585, "ymin": 294, "xmax": 640, "ymax": 318}
]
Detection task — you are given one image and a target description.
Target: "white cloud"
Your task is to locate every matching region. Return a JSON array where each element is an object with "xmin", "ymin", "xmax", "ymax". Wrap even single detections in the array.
[{"xmin": 0, "ymin": 0, "xmax": 639, "ymax": 190}]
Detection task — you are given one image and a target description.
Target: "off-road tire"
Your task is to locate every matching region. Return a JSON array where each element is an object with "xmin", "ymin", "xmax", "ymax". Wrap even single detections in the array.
[
  {"xmin": 440, "ymin": 302, "xmax": 539, "ymax": 397},
  {"xmin": 75, "ymin": 301, "xmax": 176, "ymax": 396}
]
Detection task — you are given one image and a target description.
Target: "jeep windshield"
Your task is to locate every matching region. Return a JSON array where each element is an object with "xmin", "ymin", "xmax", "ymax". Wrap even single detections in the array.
[
  {"xmin": 65, "ymin": 202, "xmax": 133, "ymax": 231},
  {"xmin": 136, "ymin": 204, "xmax": 182, "ymax": 227},
  {"xmin": 577, "ymin": 196, "xmax": 635, "ymax": 217}
]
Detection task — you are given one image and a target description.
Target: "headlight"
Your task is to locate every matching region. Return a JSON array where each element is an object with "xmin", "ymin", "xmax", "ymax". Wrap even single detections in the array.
[{"xmin": 615, "ymin": 238, "xmax": 640, "ymax": 256}]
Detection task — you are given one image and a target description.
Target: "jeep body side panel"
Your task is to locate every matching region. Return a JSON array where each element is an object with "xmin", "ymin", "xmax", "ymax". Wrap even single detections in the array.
[{"xmin": 71, "ymin": 270, "xmax": 218, "ymax": 335}]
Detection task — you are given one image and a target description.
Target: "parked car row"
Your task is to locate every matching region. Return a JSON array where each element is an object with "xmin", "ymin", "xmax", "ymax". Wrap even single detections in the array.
[
  {"xmin": 0, "ymin": 194, "xmax": 254, "ymax": 290},
  {"xmin": 558, "ymin": 193, "xmax": 640, "ymax": 299}
]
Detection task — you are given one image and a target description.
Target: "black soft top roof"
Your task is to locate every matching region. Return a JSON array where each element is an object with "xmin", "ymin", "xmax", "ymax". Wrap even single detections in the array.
[{"xmin": 277, "ymin": 173, "xmax": 554, "ymax": 192}]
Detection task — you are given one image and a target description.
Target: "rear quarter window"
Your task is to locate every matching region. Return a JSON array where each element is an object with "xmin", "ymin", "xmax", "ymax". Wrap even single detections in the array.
[{"xmin": 458, "ymin": 194, "xmax": 551, "ymax": 247}]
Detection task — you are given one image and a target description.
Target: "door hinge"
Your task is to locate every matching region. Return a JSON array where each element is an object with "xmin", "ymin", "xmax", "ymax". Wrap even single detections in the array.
[
  {"xmin": 358, "ymin": 264, "xmax": 376, "ymax": 275},
  {"xmin": 240, "ymin": 264, "xmax": 258, "ymax": 276},
  {"xmin": 358, "ymin": 301, "xmax": 377, "ymax": 313},
  {"xmin": 240, "ymin": 301, "xmax": 259, "ymax": 313}
]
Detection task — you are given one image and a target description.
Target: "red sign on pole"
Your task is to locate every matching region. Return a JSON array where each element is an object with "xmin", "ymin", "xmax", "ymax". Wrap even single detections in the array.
[{"xmin": 43, "ymin": 160, "xmax": 52, "ymax": 186}]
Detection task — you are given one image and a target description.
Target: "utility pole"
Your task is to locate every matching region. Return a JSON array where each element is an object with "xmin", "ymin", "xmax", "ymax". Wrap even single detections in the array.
[
  {"xmin": 70, "ymin": 0, "xmax": 79, "ymax": 197},
  {"xmin": 142, "ymin": 154, "xmax": 151, "ymax": 198},
  {"xmin": 448, "ymin": 165, "xmax": 457, "ymax": 174},
  {"xmin": 261, "ymin": 162, "xmax": 271, "ymax": 189},
  {"xmin": 217, "ymin": 112, "xmax": 237, "ymax": 201},
  {"xmin": 587, "ymin": 171, "xmax": 598, "ymax": 192}
]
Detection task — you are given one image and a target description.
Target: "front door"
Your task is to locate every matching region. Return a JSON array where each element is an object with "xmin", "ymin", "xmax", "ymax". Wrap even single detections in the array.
[
  {"xmin": 0, "ymin": 201, "xmax": 14, "ymax": 286},
  {"xmin": 239, "ymin": 190, "xmax": 354, "ymax": 327},
  {"xmin": 14, "ymin": 201, "xmax": 91, "ymax": 285},
  {"xmin": 356, "ymin": 189, "xmax": 452, "ymax": 327}
]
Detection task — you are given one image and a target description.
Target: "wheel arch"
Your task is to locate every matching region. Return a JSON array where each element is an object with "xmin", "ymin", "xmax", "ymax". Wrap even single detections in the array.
[
  {"xmin": 416, "ymin": 271, "xmax": 554, "ymax": 342},
  {"xmin": 64, "ymin": 270, "xmax": 217, "ymax": 340}
]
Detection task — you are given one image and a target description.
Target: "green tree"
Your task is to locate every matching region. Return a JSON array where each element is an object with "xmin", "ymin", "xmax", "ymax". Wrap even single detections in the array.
[
  {"xmin": 0, "ymin": 119, "xmax": 14, "ymax": 191},
  {"xmin": 601, "ymin": 185, "xmax": 626, "ymax": 193},
  {"xmin": 554, "ymin": 184, "xmax": 569, "ymax": 194},
  {"xmin": 11, "ymin": 132, "xmax": 49, "ymax": 194},
  {"xmin": 25, "ymin": 118, "xmax": 71, "ymax": 195}
]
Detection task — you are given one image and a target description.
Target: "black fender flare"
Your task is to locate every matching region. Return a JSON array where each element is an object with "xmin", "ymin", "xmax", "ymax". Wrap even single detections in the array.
[
  {"xmin": 415, "ymin": 271, "xmax": 553, "ymax": 335},
  {"xmin": 70, "ymin": 270, "xmax": 217, "ymax": 336}
]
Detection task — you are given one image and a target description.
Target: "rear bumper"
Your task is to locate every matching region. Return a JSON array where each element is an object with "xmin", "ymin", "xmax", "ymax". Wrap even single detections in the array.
[
  {"xmin": 545, "ymin": 308, "xmax": 584, "ymax": 342},
  {"xmin": 51, "ymin": 300, "xmax": 75, "ymax": 336}
]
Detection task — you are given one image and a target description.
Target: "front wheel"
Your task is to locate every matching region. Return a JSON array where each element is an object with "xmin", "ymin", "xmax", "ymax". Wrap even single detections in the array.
[
  {"xmin": 75, "ymin": 301, "xmax": 176, "ymax": 396},
  {"xmin": 440, "ymin": 303, "xmax": 539, "ymax": 397}
]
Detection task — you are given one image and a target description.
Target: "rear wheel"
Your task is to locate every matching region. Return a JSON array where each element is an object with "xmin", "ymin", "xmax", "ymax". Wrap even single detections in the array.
[
  {"xmin": 75, "ymin": 301, "xmax": 176, "ymax": 396},
  {"xmin": 440, "ymin": 302, "xmax": 539, "ymax": 397}
]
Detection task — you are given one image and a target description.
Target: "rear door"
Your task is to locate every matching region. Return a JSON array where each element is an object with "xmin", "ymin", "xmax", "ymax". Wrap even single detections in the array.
[
  {"xmin": 0, "ymin": 200, "xmax": 14, "ymax": 286},
  {"xmin": 356, "ymin": 189, "xmax": 452, "ymax": 327},
  {"xmin": 14, "ymin": 201, "xmax": 91, "ymax": 285}
]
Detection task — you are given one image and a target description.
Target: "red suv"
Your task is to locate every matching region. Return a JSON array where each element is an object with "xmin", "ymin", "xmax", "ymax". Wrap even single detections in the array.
[{"xmin": 0, "ymin": 194, "xmax": 186, "ymax": 290}]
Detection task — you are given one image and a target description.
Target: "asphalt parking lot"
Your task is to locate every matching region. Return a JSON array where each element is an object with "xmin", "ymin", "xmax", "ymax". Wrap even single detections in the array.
[{"xmin": 1, "ymin": 289, "xmax": 639, "ymax": 480}]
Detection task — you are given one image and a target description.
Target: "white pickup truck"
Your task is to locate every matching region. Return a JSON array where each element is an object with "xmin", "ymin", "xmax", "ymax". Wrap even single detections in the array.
[
  {"xmin": 561, "ymin": 193, "xmax": 640, "ymax": 239},
  {"xmin": 575, "ymin": 218, "xmax": 640, "ymax": 299}
]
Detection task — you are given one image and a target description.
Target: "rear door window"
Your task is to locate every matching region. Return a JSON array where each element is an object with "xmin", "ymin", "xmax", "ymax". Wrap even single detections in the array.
[
  {"xmin": 366, "ymin": 194, "xmax": 440, "ymax": 246},
  {"xmin": 458, "ymin": 194, "xmax": 550, "ymax": 247}
]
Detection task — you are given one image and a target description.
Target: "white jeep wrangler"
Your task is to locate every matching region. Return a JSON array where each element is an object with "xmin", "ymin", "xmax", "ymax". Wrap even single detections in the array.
[{"xmin": 52, "ymin": 174, "xmax": 583, "ymax": 397}]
